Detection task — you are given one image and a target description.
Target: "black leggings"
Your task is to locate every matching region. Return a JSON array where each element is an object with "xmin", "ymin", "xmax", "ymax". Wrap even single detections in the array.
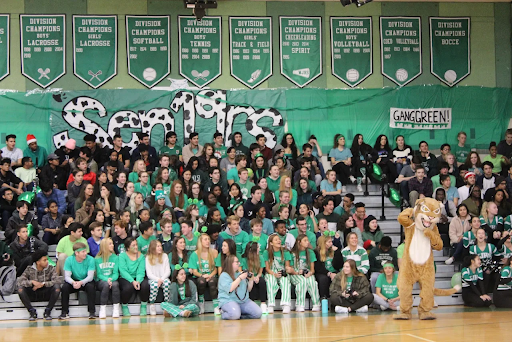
[
  {"xmin": 249, "ymin": 277, "xmax": 267, "ymax": 302},
  {"xmin": 332, "ymin": 162, "xmax": 352, "ymax": 185},
  {"xmin": 483, "ymin": 270, "xmax": 499, "ymax": 293},
  {"xmin": 315, "ymin": 274, "xmax": 331, "ymax": 299},
  {"xmin": 193, "ymin": 276, "xmax": 218, "ymax": 299},
  {"xmin": 330, "ymin": 293, "xmax": 373, "ymax": 311},
  {"xmin": 493, "ymin": 289, "xmax": 512, "ymax": 308},
  {"xmin": 119, "ymin": 278, "xmax": 150, "ymax": 304},
  {"xmin": 18, "ymin": 285, "xmax": 60, "ymax": 312},
  {"xmin": 462, "ymin": 287, "xmax": 491, "ymax": 307},
  {"xmin": 378, "ymin": 161, "xmax": 398, "ymax": 183}
]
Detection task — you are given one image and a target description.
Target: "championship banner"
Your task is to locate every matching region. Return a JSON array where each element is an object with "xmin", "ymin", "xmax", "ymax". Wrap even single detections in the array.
[
  {"xmin": 126, "ymin": 15, "xmax": 170, "ymax": 88},
  {"xmin": 280, "ymin": 16, "xmax": 322, "ymax": 88},
  {"xmin": 430, "ymin": 17, "xmax": 470, "ymax": 87},
  {"xmin": 73, "ymin": 15, "xmax": 117, "ymax": 89},
  {"xmin": 20, "ymin": 14, "xmax": 65, "ymax": 88},
  {"xmin": 380, "ymin": 17, "xmax": 422, "ymax": 87},
  {"xmin": 0, "ymin": 15, "xmax": 9, "ymax": 81},
  {"xmin": 390, "ymin": 107, "xmax": 451, "ymax": 129},
  {"xmin": 330, "ymin": 17, "xmax": 372, "ymax": 88},
  {"xmin": 229, "ymin": 17, "xmax": 272, "ymax": 89},
  {"xmin": 179, "ymin": 16, "xmax": 222, "ymax": 88}
]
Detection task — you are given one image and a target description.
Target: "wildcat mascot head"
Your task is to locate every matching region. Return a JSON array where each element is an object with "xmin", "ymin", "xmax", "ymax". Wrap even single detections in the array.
[{"xmin": 412, "ymin": 198, "xmax": 442, "ymax": 232}]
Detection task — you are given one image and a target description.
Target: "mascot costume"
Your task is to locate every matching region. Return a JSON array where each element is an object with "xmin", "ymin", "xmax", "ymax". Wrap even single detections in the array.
[{"xmin": 394, "ymin": 198, "xmax": 461, "ymax": 320}]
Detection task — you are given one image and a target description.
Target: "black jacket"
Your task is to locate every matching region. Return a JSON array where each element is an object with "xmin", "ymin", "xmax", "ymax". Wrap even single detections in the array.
[
  {"xmin": 9, "ymin": 236, "xmax": 48, "ymax": 268},
  {"xmin": 5, "ymin": 210, "xmax": 40, "ymax": 244}
]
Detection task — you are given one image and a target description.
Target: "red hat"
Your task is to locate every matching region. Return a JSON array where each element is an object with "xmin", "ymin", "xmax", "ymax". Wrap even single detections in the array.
[
  {"xmin": 464, "ymin": 172, "xmax": 476, "ymax": 180},
  {"xmin": 26, "ymin": 134, "xmax": 37, "ymax": 145}
]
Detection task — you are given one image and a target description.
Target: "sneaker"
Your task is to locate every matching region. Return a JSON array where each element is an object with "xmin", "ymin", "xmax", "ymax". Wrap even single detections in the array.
[
  {"xmin": 335, "ymin": 306, "xmax": 348, "ymax": 314},
  {"xmin": 163, "ymin": 311, "xmax": 172, "ymax": 318},
  {"xmin": 29, "ymin": 310, "xmax": 37, "ymax": 321},
  {"xmin": 199, "ymin": 302, "xmax": 205, "ymax": 314},
  {"xmin": 149, "ymin": 304, "xmax": 157, "ymax": 316},
  {"xmin": 122, "ymin": 304, "xmax": 131, "ymax": 317},
  {"xmin": 181, "ymin": 310, "xmax": 192, "ymax": 318},
  {"xmin": 214, "ymin": 307, "xmax": 221, "ymax": 315},
  {"xmin": 357, "ymin": 184, "xmax": 363, "ymax": 192},
  {"xmin": 112, "ymin": 303, "xmax": 120, "ymax": 318},
  {"xmin": 89, "ymin": 312, "xmax": 97, "ymax": 319},
  {"xmin": 380, "ymin": 305, "xmax": 387, "ymax": 311},
  {"xmin": 311, "ymin": 305, "xmax": 321, "ymax": 312},
  {"xmin": 99, "ymin": 305, "xmax": 107, "ymax": 319},
  {"xmin": 445, "ymin": 257, "xmax": 454, "ymax": 265},
  {"xmin": 282, "ymin": 305, "xmax": 290, "ymax": 314},
  {"xmin": 58, "ymin": 313, "xmax": 69, "ymax": 320},
  {"xmin": 140, "ymin": 304, "xmax": 147, "ymax": 316},
  {"xmin": 44, "ymin": 309, "xmax": 52, "ymax": 321},
  {"xmin": 295, "ymin": 305, "xmax": 305, "ymax": 312},
  {"xmin": 267, "ymin": 306, "xmax": 274, "ymax": 314},
  {"xmin": 349, "ymin": 176, "xmax": 357, "ymax": 184},
  {"xmin": 260, "ymin": 303, "xmax": 268, "ymax": 314},
  {"xmin": 341, "ymin": 186, "xmax": 347, "ymax": 193},
  {"xmin": 355, "ymin": 305, "xmax": 368, "ymax": 313}
]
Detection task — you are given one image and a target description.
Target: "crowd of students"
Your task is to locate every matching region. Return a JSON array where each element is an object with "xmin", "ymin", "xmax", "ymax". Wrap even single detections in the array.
[{"xmin": 1, "ymin": 129, "xmax": 512, "ymax": 320}]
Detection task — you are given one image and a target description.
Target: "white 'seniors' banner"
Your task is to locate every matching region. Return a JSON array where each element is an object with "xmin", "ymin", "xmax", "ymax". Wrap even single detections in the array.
[{"xmin": 390, "ymin": 107, "xmax": 451, "ymax": 129}]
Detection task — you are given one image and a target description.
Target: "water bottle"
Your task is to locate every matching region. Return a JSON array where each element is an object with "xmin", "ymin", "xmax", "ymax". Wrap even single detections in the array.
[{"xmin": 321, "ymin": 299, "xmax": 329, "ymax": 314}]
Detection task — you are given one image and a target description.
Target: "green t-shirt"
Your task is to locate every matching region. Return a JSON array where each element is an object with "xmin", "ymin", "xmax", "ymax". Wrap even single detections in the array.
[
  {"xmin": 324, "ymin": 255, "xmax": 336, "ymax": 273},
  {"xmin": 95, "ymin": 254, "xmax": 119, "ymax": 282},
  {"xmin": 136, "ymin": 235, "xmax": 156, "ymax": 255},
  {"xmin": 118, "ymin": 252, "xmax": 146, "ymax": 283},
  {"xmin": 347, "ymin": 276, "xmax": 353, "ymax": 289},
  {"xmin": 184, "ymin": 235, "xmax": 199, "ymax": 256},
  {"xmin": 64, "ymin": 255, "xmax": 95, "ymax": 281},
  {"xmin": 266, "ymin": 176, "xmax": 281, "ymax": 193},
  {"xmin": 189, "ymin": 251, "xmax": 214, "ymax": 275},
  {"xmin": 169, "ymin": 255, "xmax": 190, "ymax": 275},
  {"xmin": 396, "ymin": 243, "xmax": 405, "ymax": 259},
  {"xmin": 289, "ymin": 229, "xmax": 317, "ymax": 249},
  {"xmin": 227, "ymin": 167, "xmax": 240, "ymax": 183},
  {"xmin": 291, "ymin": 249, "xmax": 316, "ymax": 271},
  {"xmin": 245, "ymin": 233, "xmax": 269, "ymax": 254},
  {"xmin": 483, "ymin": 154, "xmax": 504, "ymax": 173},
  {"xmin": 237, "ymin": 180, "xmax": 255, "ymax": 200},
  {"xmin": 134, "ymin": 182, "xmax": 152, "ymax": 198},
  {"xmin": 375, "ymin": 273, "xmax": 398, "ymax": 299},
  {"xmin": 159, "ymin": 144, "xmax": 183, "ymax": 157},
  {"xmin": 214, "ymin": 145, "xmax": 227, "ymax": 159},
  {"xmin": 452, "ymin": 144, "xmax": 471, "ymax": 164},
  {"xmin": 240, "ymin": 255, "xmax": 265, "ymax": 274},
  {"xmin": 262, "ymin": 249, "xmax": 291, "ymax": 273},
  {"xmin": 274, "ymin": 189, "xmax": 298, "ymax": 208},
  {"xmin": 56, "ymin": 236, "xmax": 90, "ymax": 257}
]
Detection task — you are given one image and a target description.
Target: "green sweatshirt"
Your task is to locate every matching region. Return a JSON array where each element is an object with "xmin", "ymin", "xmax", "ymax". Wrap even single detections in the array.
[
  {"xmin": 95, "ymin": 254, "xmax": 119, "ymax": 282},
  {"xmin": 219, "ymin": 228, "xmax": 250, "ymax": 255},
  {"xmin": 119, "ymin": 252, "xmax": 146, "ymax": 283},
  {"xmin": 137, "ymin": 235, "xmax": 156, "ymax": 255}
]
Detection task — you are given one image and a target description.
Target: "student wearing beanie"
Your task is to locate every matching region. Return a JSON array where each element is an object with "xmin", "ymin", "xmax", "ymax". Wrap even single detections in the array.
[
  {"xmin": 23, "ymin": 134, "xmax": 48, "ymax": 169},
  {"xmin": 362, "ymin": 215, "xmax": 384, "ymax": 251}
]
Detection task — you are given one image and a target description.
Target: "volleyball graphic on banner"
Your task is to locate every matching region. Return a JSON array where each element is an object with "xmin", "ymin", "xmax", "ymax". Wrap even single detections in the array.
[
  {"xmin": 396, "ymin": 69, "xmax": 409, "ymax": 82},
  {"xmin": 346, "ymin": 69, "xmax": 360, "ymax": 82}
]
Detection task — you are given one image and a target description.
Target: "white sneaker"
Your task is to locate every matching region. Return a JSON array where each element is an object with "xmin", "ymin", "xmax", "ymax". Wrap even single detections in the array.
[
  {"xmin": 149, "ymin": 304, "xmax": 157, "ymax": 316},
  {"xmin": 311, "ymin": 305, "xmax": 321, "ymax": 312},
  {"xmin": 214, "ymin": 307, "xmax": 221, "ymax": 315},
  {"xmin": 282, "ymin": 305, "xmax": 290, "ymax": 314},
  {"xmin": 355, "ymin": 305, "xmax": 368, "ymax": 313},
  {"xmin": 199, "ymin": 302, "xmax": 205, "ymax": 314},
  {"xmin": 112, "ymin": 303, "xmax": 120, "ymax": 318},
  {"xmin": 295, "ymin": 305, "xmax": 305, "ymax": 312},
  {"xmin": 260, "ymin": 303, "xmax": 268, "ymax": 314},
  {"xmin": 99, "ymin": 305, "xmax": 107, "ymax": 319},
  {"xmin": 342, "ymin": 186, "xmax": 347, "ymax": 193},
  {"xmin": 335, "ymin": 306, "xmax": 348, "ymax": 313},
  {"xmin": 349, "ymin": 176, "xmax": 357, "ymax": 184},
  {"xmin": 445, "ymin": 257, "xmax": 454, "ymax": 265},
  {"xmin": 267, "ymin": 305, "xmax": 274, "ymax": 314},
  {"xmin": 357, "ymin": 184, "xmax": 363, "ymax": 192},
  {"xmin": 380, "ymin": 305, "xmax": 387, "ymax": 311}
]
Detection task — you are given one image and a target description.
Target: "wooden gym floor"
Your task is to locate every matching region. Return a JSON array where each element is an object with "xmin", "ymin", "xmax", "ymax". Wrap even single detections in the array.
[{"xmin": 0, "ymin": 306, "xmax": 509, "ymax": 342}]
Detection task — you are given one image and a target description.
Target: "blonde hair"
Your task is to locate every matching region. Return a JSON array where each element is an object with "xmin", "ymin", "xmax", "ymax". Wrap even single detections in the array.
[
  {"xmin": 195, "ymin": 233, "xmax": 215, "ymax": 273},
  {"xmin": 147, "ymin": 240, "xmax": 163, "ymax": 266},
  {"xmin": 226, "ymin": 215, "xmax": 240, "ymax": 225},
  {"xmin": 96, "ymin": 238, "xmax": 113, "ymax": 264},
  {"xmin": 278, "ymin": 176, "xmax": 293, "ymax": 201},
  {"xmin": 129, "ymin": 192, "xmax": 144, "ymax": 214},
  {"xmin": 340, "ymin": 259, "xmax": 363, "ymax": 291},
  {"xmin": 132, "ymin": 160, "xmax": 146, "ymax": 174},
  {"xmin": 480, "ymin": 201, "xmax": 496, "ymax": 222},
  {"xmin": 316, "ymin": 235, "xmax": 334, "ymax": 262}
]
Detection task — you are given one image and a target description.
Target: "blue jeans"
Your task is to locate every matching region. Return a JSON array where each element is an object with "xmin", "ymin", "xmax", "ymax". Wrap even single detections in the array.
[{"xmin": 220, "ymin": 300, "xmax": 262, "ymax": 320}]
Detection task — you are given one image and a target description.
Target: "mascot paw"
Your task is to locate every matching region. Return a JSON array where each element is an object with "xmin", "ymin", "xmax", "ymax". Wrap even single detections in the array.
[
  {"xmin": 454, "ymin": 285, "xmax": 462, "ymax": 292},
  {"xmin": 393, "ymin": 313, "xmax": 412, "ymax": 320},
  {"xmin": 419, "ymin": 312, "xmax": 436, "ymax": 320}
]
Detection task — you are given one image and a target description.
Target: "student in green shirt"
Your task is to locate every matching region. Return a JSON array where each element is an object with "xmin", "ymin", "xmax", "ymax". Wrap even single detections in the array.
[
  {"xmin": 59, "ymin": 242, "xmax": 97, "ymax": 320},
  {"xmin": 289, "ymin": 216, "xmax": 317, "ymax": 249},
  {"xmin": 119, "ymin": 237, "xmax": 150, "ymax": 317},
  {"xmin": 246, "ymin": 218, "xmax": 269, "ymax": 253},
  {"xmin": 170, "ymin": 180, "xmax": 189, "ymax": 216},
  {"xmin": 461, "ymin": 254, "xmax": 491, "ymax": 307},
  {"xmin": 266, "ymin": 165, "xmax": 281, "ymax": 193},
  {"xmin": 372, "ymin": 263, "xmax": 400, "ymax": 311},
  {"xmin": 181, "ymin": 220, "xmax": 199, "ymax": 256},
  {"xmin": 136, "ymin": 221, "xmax": 156, "ymax": 256},
  {"xmin": 169, "ymin": 236, "xmax": 190, "ymax": 275},
  {"xmin": 263, "ymin": 233, "xmax": 292, "ymax": 314},
  {"xmin": 159, "ymin": 131, "xmax": 183, "ymax": 161},
  {"xmin": 215, "ymin": 238, "xmax": 239, "ymax": 273},
  {"xmin": 227, "ymin": 155, "xmax": 247, "ymax": 185},
  {"xmin": 95, "ymin": 238, "xmax": 120, "ymax": 318},
  {"xmin": 493, "ymin": 256, "xmax": 512, "ymax": 308},
  {"xmin": 453, "ymin": 131, "xmax": 471, "ymax": 165},
  {"xmin": 236, "ymin": 168, "xmax": 255, "ymax": 200},
  {"xmin": 213, "ymin": 132, "xmax": 227, "ymax": 159},
  {"xmin": 361, "ymin": 215, "xmax": 384, "ymax": 251},
  {"xmin": 56, "ymin": 222, "xmax": 89, "ymax": 276},
  {"xmin": 134, "ymin": 171, "xmax": 152, "ymax": 199},
  {"xmin": 219, "ymin": 215, "xmax": 250, "ymax": 256},
  {"xmin": 161, "ymin": 266, "xmax": 200, "ymax": 318}
]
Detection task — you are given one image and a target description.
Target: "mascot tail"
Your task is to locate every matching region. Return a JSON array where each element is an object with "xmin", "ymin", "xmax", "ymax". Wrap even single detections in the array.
[{"xmin": 433, "ymin": 286, "xmax": 461, "ymax": 296}]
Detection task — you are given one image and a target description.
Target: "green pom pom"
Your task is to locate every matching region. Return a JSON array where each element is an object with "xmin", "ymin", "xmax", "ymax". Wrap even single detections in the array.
[
  {"xmin": 183, "ymin": 263, "xmax": 189, "ymax": 269},
  {"xmin": 329, "ymin": 231, "xmax": 336, "ymax": 237},
  {"xmin": 175, "ymin": 264, "xmax": 182, "ymax": 271},
  {"xmin": 194, "ymin": 231, "xmax": 200, "ymax": 237},
  {"xmin": 252, "ymin": 236, "xmax": 260, "ymax": 242},
  {"xmin": 188, "ymin": 198, "xmax": 193, "ymax": 204},
  {"xmin": 323, "ymin": 231, "xmax": 329, "ymax": 237},
  {"xmin": 201, "ymin": 226, "xmax": 208, "ymax": 233},
  {"xmin": 193, "ymin": 199, "xmax": 199, "ymax": 204}
]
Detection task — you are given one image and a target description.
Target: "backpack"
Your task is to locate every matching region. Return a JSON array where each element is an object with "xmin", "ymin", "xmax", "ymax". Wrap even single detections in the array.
[{"xmin": 0, "ymin": 265, "xmax": 17, "ymax": 299}]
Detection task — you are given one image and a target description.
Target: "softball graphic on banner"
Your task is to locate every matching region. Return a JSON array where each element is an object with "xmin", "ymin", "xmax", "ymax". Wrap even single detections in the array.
[
  {"xmin": 330, "ymin": 17, "xmax": 372, "ymax": 87},
  {"xmin": 380, "ymin": 17, "xmax": 422, "ymax": 87},
  {"xmin": 126, "ymin": 15, "xmax": 170, "ymax": 88}
]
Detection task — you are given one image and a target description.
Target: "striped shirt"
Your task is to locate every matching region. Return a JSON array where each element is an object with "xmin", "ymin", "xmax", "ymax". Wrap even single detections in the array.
[
  {"xmin": 462, "ymin": 230, "xmax": 477, "ymax": 249},
  {"xmin": 461, "ymin": 267, "xmax": 483, "ymax": 288},
  {"xmin": 497, "ymin": 266, "xmax": 512, "ymax": 291},
  {"xmin": 341, "ymin": 246, "xmax": 369, "ymax": 274},
  {"xmin": 469, "ymin": 243, "xmax": 499, "ymax": 268}
]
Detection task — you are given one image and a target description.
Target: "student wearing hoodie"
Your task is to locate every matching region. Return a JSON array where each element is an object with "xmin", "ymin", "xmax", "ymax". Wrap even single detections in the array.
[
  {"xmin": 5, "ymin": 200, "xmax": 39, "ymax": 244},
  {"xmin": 17, "ymin": 250, "xmax": 62, "ymax": 321},
  {"xmin": 10, "ymin": 224, "xmax": 48, "ymax": 277},
  {"xmin": 361, "ymin": 215, "xmax": 384, "ymax": 251},
  {"xmin": 95, "ymin": 238, "xmax": 120, "ymax": 319},
  {"xmin": 0, "ymin": 188, "xmax": 17, "ymax": 230},
  {"xmin": 434, "ymin": 187, "xmax": 457, "ymax": 236},
  {"xmin": 368, "ymin": 236, "xmax": 398, "ymax": 292},
  {"xmin": 219, "ymin": 216, "xmax": 250, "ymax": 256}
]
